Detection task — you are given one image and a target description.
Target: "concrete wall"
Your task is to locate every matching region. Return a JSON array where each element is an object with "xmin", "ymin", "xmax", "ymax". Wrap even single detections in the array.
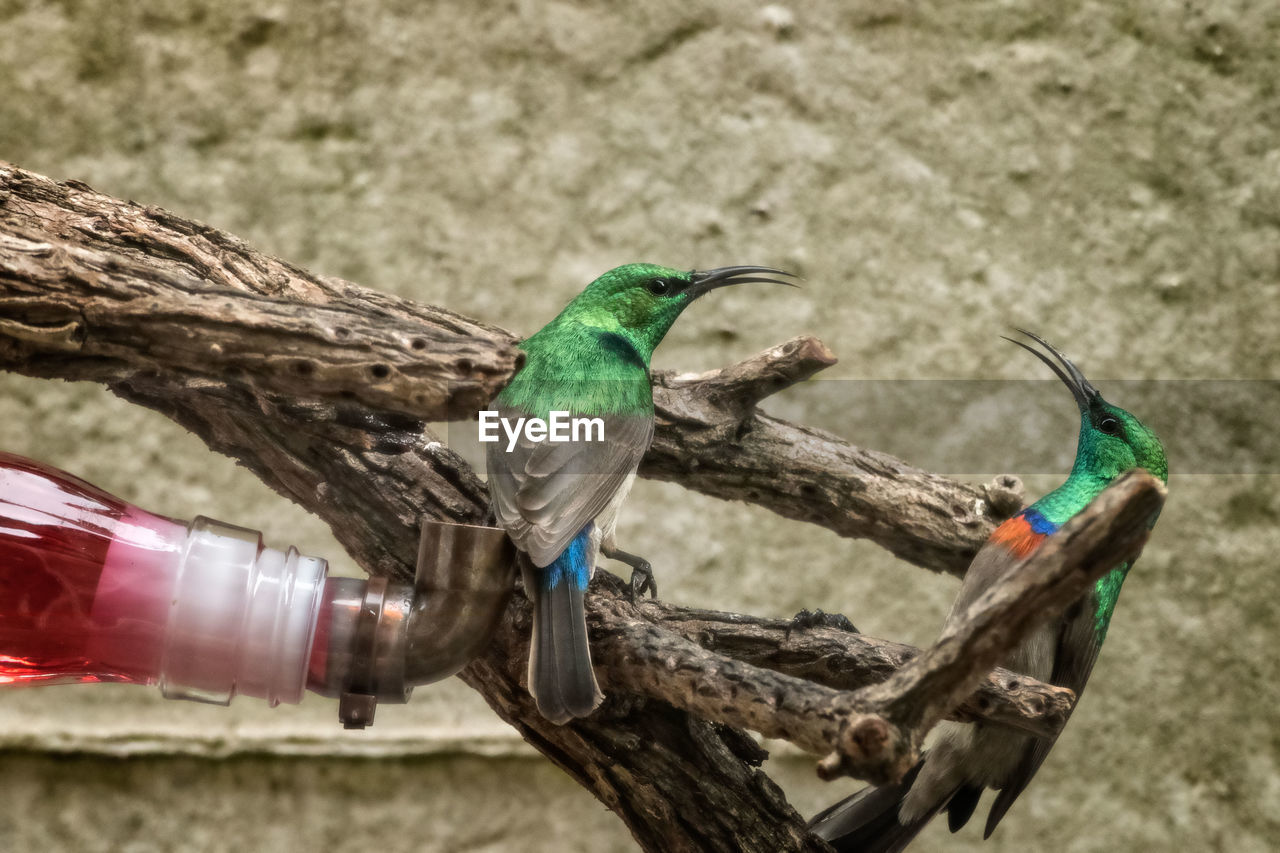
[{"xmin": 1, "ymin": 1, "xmax": 1277, "ymax": 850}]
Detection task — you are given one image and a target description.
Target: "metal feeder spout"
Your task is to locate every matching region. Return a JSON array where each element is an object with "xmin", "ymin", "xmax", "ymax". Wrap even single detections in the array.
[
  {"xmin": 314, "ymin": 520, "xmax": 515, "ymax": 729},
  {"xmin": 405, "ymin": 519, "xmax": 517, "ymax": 684}
]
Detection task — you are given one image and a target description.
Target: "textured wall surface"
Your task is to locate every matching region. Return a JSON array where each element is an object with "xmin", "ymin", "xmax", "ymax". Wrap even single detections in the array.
[{"xmin": 1, "ymin": 1, "xmax": 1278, "ymax": 850}]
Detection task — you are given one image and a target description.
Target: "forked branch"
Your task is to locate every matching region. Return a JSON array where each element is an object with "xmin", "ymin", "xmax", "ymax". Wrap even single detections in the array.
[{"xmin": 0, "ymin": 161, "xmax": 1156, "ymax": 851}]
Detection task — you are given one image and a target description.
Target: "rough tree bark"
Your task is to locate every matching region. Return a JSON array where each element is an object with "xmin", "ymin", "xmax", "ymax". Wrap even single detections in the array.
[{"xmin": 0, "ymin": 162, "xmax": 1164, "ymax": 852}]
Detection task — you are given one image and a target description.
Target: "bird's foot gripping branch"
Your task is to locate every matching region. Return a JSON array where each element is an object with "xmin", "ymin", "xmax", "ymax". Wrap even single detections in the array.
[{"xmin": 0, "ymin": 162, "xmax": 1164, "ymax": 852}]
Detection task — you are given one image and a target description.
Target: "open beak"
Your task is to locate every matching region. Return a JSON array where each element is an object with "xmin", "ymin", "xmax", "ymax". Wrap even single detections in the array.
[
  {"xmin": 1002, "ymin": 328, "xmax": 1100, "ymax": 412},
  {"xmin": 686, "ymin": 265, "xmax": 798, "ymax": 299}
]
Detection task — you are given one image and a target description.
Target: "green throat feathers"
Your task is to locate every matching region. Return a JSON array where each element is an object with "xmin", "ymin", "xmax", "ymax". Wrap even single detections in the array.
[{"xmin": 1031, "ymin": 403, "xmax": 1168, "ymax": 639}]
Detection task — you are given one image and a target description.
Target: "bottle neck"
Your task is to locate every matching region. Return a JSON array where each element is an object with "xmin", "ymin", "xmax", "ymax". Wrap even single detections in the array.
[{"xmin": 158, "ymin": 516, "xmax": 327, "ymax": 707}]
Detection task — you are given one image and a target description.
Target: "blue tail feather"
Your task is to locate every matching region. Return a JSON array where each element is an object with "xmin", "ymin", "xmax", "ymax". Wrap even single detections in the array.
[{"xmin": 543, "ymin": 524, "xmax": 592, "ymax": 592}]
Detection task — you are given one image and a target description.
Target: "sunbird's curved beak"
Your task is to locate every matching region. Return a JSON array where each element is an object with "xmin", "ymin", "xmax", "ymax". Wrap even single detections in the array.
[
  {"xmin": 686, "ymin": 265, "xmax": 798, "ymax": 299},
  {"xmin": 1002, "ymin": 328, "xmax": 1101, "ymax": 412}
]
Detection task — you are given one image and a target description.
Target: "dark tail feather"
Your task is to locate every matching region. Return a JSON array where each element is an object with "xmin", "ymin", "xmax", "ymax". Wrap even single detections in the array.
[
  {"xmin": 521, "ymin": 546, "xmax": 602, "ymax": 725},
  {"xmin": 983, "ymin": 736, "xmax": 1050, "ymax": 838},
  {"xmin": 947, "ymin": 784, "xmax": 983, "ymax": 832},
  {"xmin": 809, "ymin": 761, "xmax": 932, "ymax": 853}
]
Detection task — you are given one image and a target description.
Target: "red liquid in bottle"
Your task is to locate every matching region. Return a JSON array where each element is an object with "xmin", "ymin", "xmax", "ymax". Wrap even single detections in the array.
[{"xmin": 0, "ymin": 453, "xmax": 184, "ymax": 686}]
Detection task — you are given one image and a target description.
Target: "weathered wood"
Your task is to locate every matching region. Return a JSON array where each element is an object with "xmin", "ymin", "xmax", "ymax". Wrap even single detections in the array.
[
  {"xmin": 642, "ymin": 601, "xmax": 1077, "ymax": 740},
  {"xmin": 0, "ymin": 167, "xmax": 522, "ymax": 422}
]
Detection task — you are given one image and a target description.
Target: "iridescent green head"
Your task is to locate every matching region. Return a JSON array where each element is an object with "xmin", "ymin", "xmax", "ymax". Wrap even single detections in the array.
[
  {"xmin": 1007, "ymin": 329, "xmax": 1168, "ymax": 484},
  {"xmin": 543, "ymin": 263, "xmax": 795, "ymax": 363}
]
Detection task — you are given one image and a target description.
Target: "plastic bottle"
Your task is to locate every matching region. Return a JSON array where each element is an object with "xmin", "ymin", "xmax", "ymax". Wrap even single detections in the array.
[{"xmin": 0, "ymin": 452, "xmax": 514, "ymax": 724}]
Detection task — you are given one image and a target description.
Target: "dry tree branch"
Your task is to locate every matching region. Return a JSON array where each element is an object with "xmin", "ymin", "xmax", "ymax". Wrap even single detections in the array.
[
  {"xmin": 640, "ymin": 599, "xmax": 1076, "ymax": 739},
  {"xmin": 0, "ymin": 162, "xmax": 1020, "ymax": 579},
  {"xmin": 646, "ymin": 351, "xmax": 1027, "ymax": 576},
  {"xmin": 0, "ymin": 161, "xmax": 1157, "ymax": 850}
]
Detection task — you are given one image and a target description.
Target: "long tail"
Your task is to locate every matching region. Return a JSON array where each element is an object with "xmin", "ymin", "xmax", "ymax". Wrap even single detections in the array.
[
  {"xmin": 521, "ymin": 526, "xmax": 603, "ymax": 724},
  {"xmin": 809, "ymin": 761, "xmax": 936, "ymax": 853}
]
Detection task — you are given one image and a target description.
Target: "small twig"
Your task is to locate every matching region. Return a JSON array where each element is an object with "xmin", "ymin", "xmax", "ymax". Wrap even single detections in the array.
[
  {"xmin": 646, "ymin": 365, "xmax": 1025, "ymax": 576},
  {"xmin": 664, "ymin": 336, "xmax": 838, "ymax": 417}
]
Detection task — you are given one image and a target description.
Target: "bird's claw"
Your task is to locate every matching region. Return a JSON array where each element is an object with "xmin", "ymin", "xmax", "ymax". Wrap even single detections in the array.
[
  {"xmin": 629, "ymin": 561, "xmax": 657, "ymax": 601},
  {"xmin": 604, "ymin": 546, "xmax": 658, "ymax": 602},
  {"xmin": 787, "ymin": 608, "xmax": 858, "ymax": 637}
]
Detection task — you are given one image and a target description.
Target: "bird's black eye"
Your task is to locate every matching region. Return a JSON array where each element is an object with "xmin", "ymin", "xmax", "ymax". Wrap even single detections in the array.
[
  {"xmin": 1099, "ymin": 416, "xmax": 1120, "ymax": 435},
  {"xmin": 647, "ymin": 278, "xmax": 672, "ymax": 296}
]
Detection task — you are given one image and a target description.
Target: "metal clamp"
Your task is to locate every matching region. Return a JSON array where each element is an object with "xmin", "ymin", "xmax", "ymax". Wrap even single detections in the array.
[
  {"xmin": 336, "ymin": 576, "xmax": 414, "ymax": 729},
  {"xmin": 338, "ymin": 576, "xmax": 388, "ymax": 729}
]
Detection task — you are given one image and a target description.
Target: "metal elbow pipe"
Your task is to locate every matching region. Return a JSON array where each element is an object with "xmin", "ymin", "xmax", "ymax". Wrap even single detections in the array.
[
  {"xmin": 404, "ymin": 520, "xmax": 516, "ymax": 684},
  {"xmin": 309, "ymin": 520, "xmax": 515, "ymax": 728}
]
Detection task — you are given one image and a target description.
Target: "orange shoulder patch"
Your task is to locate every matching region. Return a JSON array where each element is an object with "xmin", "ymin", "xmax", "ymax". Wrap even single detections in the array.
[{"xmin": 988, "ymin": 515, "xmax": 1047, "ymax": 559}]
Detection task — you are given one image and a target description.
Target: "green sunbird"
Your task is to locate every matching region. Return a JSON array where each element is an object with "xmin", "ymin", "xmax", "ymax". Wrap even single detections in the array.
[
  {"xmin": 812, "ymin": 330, "xmax": 1168, "ymax": 851},
  {"xmin": 486, "ymin": 262, "xmax": 794, "ymax": 724}
]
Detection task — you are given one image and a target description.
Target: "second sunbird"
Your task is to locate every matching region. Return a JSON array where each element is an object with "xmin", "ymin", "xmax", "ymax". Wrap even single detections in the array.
[
  {"xmin": 811, "ymin": 329, "xmax": 1168, "ymax": 851},
  {"xmin": 486, "ymin": 262, "xmax": 795, "ymax": 724}
]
